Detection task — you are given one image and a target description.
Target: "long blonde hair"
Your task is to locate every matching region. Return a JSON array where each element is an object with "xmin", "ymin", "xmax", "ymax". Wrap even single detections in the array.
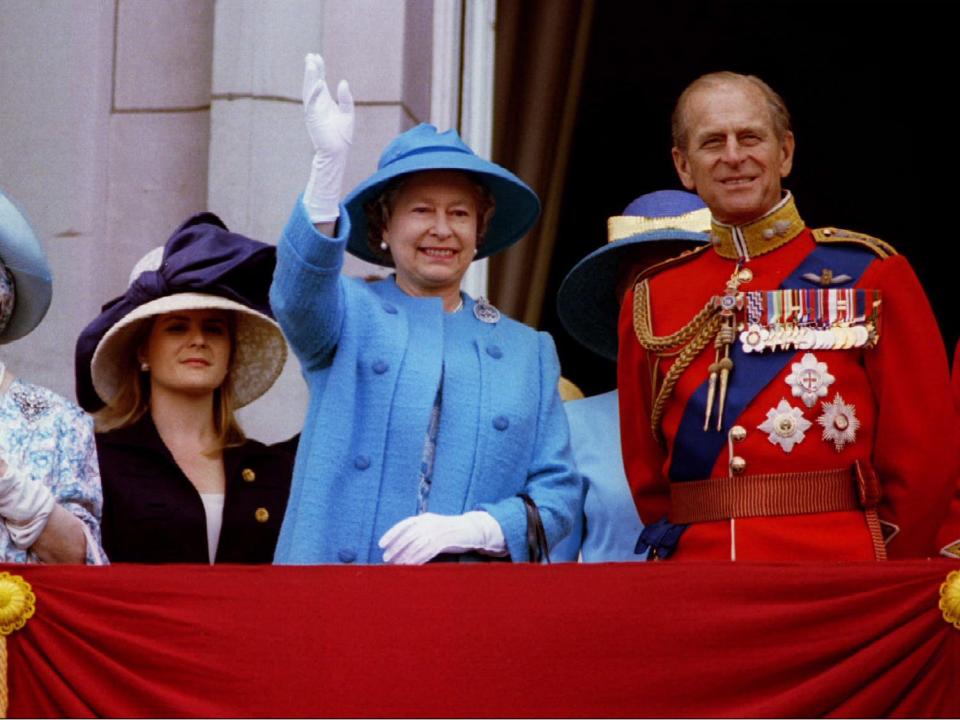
[{"xmin": 93, "ymin": 314, "xmax": 246, "ymax": 449}]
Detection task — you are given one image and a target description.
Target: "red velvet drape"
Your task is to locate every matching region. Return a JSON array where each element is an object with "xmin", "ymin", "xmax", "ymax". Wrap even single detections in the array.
[{"xmin": 6, "ymin": 561, "xmax": 959, "ymax": 718}]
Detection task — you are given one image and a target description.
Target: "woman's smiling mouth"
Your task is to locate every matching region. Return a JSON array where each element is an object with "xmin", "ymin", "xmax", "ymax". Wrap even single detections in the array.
[{"xmin": 420, "ymin": 247, "xmax": 458, "ymax": 258}]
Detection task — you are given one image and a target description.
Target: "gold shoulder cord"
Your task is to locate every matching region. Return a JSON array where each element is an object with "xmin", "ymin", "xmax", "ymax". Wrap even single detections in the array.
[
  {"xmin": 633, "ymin": 279, "xmax": 720, "ymax": 440},
  {"xmin": 813, "ymin": 227, "xmax": 898, "ymax": 258}
]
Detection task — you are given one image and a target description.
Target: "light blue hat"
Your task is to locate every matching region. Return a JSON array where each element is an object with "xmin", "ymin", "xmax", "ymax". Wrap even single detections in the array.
[
  {"xmin": 557, "ymin": 190, "xmax": 710, "ymax": 362},
  {"xmin": 0, "ymin": 189, "xmax": 53, "ymax": 343},
  {"xmin": 343, "ymin": 123, "xmax": 540, "ymax": 266}
]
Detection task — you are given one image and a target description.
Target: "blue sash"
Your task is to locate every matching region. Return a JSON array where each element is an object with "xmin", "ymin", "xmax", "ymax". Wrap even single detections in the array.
[{"xmin": 668, "ymin": 243, "xmax": 877, "ymax": 482}]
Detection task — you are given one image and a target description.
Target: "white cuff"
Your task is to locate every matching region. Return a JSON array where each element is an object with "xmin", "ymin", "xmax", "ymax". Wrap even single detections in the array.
[
  {"xmin": 304, "ymin": 152, "xmax": 347, "ymax": 223},
  {"xmin": 5, "ymin": 491, "xmax": 56, "ymax": 550},
  {"xmin": 467, "ymin": 510, "xmax": 508, "ymax": 556}
]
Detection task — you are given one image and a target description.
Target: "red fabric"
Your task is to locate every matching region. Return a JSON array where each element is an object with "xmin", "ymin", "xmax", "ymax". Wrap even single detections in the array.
[
  {"xmin": 953, "ymin": 338, "xmax": 960, "ymax": 409},
  {"xmin": 936, "ymin": 339, "xmax": 960, "ymax": 556},
  {"xmin": 5, "ymin": 561, "xmax": 959, "ymax": 718},
  {"xmin": 618, "ymin": 226, "xmax": 958, "ymax": 560}
]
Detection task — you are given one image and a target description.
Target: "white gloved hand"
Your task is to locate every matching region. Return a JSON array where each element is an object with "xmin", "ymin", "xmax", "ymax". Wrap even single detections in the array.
[
  {"xmin": 302, "ymin": 53, "xmax": 355, "ymax": 223},
  {"xmin": 378, "ymin": 511, "xmax": 507, "ymax": 565},
  {"xmin": 0, "ymin": 458, "xmax": 56, "ymax": 550}
]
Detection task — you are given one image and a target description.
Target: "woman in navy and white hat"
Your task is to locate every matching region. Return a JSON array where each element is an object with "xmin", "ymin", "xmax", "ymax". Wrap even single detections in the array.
[
  {"xmin": 552, "ymin": 190, "xmax": 710, "ymax": 563},
  {"xmin": 0, "ymin": 189, "xmax": 105, "ymax": 564},
  {"xmin": 271, "ymin": 54, "xmax": 579, "ymax": 565},
  {"xmin": 75, "ymin": 214, "xmax": 294, "ymax": 564}
]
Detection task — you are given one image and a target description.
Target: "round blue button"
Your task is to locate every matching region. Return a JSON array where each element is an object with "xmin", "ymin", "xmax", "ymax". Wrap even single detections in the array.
[
  {"xmin": 338, "ymin": 548, "xmax": 357, "ymax": 563},
  {"xmin": 354, "ymin": 455, "xmax": 371, "ymax": 470},
  {"xmin": 372, "ymin": 360, "xmax": 389, "ymax": 374},
  {"xmin": 382, "ymin": 302, "xmax": 398, "ymax": 314},
  {"xmin": 486, "ymin": 345, "xmax": 503, "ymax": 359},
  {"xmin": 493, "ymin": 415, "xmax": 509, "ymax": 431}
]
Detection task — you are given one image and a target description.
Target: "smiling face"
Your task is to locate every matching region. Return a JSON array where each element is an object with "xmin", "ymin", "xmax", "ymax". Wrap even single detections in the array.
[
  {"xmin": 381, "ymin": 170, "xmax": 480, "ymax": 301},
  {"xmin": 140, "ymin": 309, "xmax": 232, "ymax": 399},
  {"xmin": 672, "ymin": 79, "xmax": 795, "ymax": 225}
]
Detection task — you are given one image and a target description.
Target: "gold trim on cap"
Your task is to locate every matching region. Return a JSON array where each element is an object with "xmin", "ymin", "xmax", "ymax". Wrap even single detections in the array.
[{"xmin": 608, "ymin": 207, "xmax": 712, "ymax": 244}]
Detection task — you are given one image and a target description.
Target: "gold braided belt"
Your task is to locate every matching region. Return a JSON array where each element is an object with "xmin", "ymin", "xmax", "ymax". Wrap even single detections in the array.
[{"xmin": 632, "ymin": 278, "xmax": 720, "ymax": 439}]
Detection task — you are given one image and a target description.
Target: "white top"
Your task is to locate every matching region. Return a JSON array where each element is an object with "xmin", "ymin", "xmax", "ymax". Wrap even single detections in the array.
[{"xmin": 199, "ymin": 493, "xmax": 225, "ymax": 564}]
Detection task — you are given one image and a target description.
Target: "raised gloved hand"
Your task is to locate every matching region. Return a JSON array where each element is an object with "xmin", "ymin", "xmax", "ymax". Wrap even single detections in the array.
[
  {"xmin": 302, "ymin": 53, "xmax": 355, "ymax": 223},
  {"xmin": 0, "ymin": 458, "xmax": 56, "ymax": 550},
  {"xmin": 379, "ymin": 511, "xmax": 507, "ymax": 564}
]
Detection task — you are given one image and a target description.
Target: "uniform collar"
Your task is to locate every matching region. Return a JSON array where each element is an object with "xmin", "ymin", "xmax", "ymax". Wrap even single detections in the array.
[{"xmin": 709, "ymin": 192, "xmax": 805, "ymax": 261}]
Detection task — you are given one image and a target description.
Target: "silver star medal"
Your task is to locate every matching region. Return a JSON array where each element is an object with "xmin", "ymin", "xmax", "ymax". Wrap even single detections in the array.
[
  {"xmin": 758, "ymin": 398, "xmax": 812, "ymax": 453},
  {"xmin": 785, "ymin": 352, "xmax": 835, "ymax": 408},
  {"xmin": 817, "ymin": 393, "xmax": 860, "ymax": 451},
  {"xmin": 739, "ymin": 323, "xmax": 767, "ymax": 353},
  {"xmin": 473, "ymin": 296, "xmax": 501, "ymax": 324}
]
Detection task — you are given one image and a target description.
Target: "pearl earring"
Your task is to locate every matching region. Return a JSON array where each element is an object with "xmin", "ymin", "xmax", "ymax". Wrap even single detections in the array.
[
  {"xmin": 140, "ymin": 362, "xmax": 150, "ymax": 372},
  {"xmin": 380, "ymin": 241, "xmax": 389, "ymax": 251}
]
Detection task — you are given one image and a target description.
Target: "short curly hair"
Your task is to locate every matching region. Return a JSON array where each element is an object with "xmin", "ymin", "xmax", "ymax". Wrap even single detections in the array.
[{"xmin": 363, "ymin": 172, "xmax": 497, "ymax": 266}]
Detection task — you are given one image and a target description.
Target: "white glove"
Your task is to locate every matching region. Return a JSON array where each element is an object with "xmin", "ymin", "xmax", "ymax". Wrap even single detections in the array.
[
  {"xmin": 0, "ymin": 458, "xmax": 56, "ymax": 550},
  {"xmin": 302, "ymin": 53, "xmax": 355, "ymax": 223},
  {"xmin": 378, "ymin": 511, "xmax": 507, "ymax": 565}
]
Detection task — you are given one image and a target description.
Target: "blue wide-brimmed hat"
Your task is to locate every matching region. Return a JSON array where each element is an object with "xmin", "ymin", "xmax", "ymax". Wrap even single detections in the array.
[
  {"xmin": 0, "ymin": 189, "xmax": 53, "ymax": 344},
  {"xmin": 343, "ymin": 123, "xmax": 540, "ymax": 265},
  {"xmin": 557, "ymin": 190, "xmax": 711, "ymax": 362}
]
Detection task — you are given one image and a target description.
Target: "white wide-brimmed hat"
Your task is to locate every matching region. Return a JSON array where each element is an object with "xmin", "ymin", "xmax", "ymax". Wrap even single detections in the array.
[{"xmin": 76, "ymin": 213, "xmax": 287, "ymax": 411}]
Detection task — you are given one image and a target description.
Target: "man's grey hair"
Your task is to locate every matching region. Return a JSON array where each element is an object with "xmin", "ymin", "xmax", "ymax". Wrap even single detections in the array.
[{"xmin": 671, "ymin": 71, "xmax": 792, "ymax": 151}]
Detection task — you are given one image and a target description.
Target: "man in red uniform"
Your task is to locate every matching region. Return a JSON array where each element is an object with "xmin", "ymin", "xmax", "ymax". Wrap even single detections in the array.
[{"xmin": 618, "ymin": 71, "xmax": 957, "ymax": 560}]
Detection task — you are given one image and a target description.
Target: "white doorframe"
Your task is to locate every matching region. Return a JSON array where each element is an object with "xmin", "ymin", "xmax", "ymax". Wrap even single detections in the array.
[{"xmin": 431, "ymin": 0, "xmax": 496, "ymax": 300}]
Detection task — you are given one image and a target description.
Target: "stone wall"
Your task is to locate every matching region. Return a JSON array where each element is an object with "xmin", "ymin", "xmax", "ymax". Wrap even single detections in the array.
[{"xmin": 0, "ymin": 0, "xmax": 438, "ymax": 442}]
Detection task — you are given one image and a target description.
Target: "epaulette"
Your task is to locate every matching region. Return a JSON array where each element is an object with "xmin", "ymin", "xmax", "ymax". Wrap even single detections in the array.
[
  {"xmin": 630, "ymin": 243, "xmax": 712, "ymax": 289},
  {"xmin": 813, "ymin": 227, "xmax": 898, "ymax": 259}
]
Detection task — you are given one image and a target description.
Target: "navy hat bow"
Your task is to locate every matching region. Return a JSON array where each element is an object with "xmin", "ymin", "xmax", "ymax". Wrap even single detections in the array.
[{"xmin": 75, "ymin": 213, "xmax": 277, "ymax": 411}]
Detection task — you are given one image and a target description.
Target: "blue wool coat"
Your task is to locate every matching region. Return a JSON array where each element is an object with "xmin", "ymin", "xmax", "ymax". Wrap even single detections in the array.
[
  {"xmin": 552, "ymin": 390, "xmax": 646, "ymax": 562},
  {"xmin": 270, "ymin": 200, "xmax": 580, "ymax": 564}
]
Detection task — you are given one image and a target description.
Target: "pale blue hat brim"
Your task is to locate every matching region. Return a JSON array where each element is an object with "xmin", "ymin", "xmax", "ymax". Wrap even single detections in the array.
[{"xmin": 0, "ymin": 190, "xmax": 53, "ymax": 343}]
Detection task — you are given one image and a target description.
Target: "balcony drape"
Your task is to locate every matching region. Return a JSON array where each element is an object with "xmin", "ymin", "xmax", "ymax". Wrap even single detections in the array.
[{"xmin": 5, "ymin": 561, "xmax": 959, "ymax": 718}]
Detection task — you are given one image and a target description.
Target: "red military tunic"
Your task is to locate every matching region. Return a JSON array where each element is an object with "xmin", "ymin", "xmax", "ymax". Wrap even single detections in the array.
[{"xmin": 618, "ymin": 194, "xmax": 957, "ymax": 560}]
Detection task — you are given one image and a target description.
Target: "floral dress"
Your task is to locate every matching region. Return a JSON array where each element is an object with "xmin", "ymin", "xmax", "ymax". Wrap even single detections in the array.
[{"xmin": 0, "ymin": 379, "xmax": 105, "ymax": 563}]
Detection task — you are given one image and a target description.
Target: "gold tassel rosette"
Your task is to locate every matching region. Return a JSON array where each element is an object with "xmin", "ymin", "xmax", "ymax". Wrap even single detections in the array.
[
  {"xmin": 0, "ymin": 572, "xmax": 36, "ymax": 718},
  {"xmin": 941, "ymin": 570, "xmax": 960, "ymax": 630}
]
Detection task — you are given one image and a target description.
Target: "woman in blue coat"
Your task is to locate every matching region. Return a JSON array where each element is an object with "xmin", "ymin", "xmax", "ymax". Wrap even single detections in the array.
[{"xmin": 271, "ymin": 54, "xmax": 580, "ymax": 565}]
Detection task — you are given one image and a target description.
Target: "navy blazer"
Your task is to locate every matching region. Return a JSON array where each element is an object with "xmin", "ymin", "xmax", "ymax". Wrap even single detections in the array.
[{"xmin": 97, "ymin": 415, "xmax": 295, "ymax": 563}]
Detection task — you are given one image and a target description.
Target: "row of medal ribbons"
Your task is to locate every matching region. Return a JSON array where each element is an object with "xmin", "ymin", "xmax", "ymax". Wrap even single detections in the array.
[{"xmin": 738, "ymin": 288, "xmax": 881, "ymax": 353}]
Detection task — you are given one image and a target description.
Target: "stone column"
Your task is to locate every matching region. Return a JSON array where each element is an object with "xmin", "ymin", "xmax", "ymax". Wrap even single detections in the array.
[
  {"xmin": 210, "ymin": 0, "xmax": 434, "ymax": 442},
  {"xmin": 0, "ymin": 0, "xmax": 214, "ymax": 402}
]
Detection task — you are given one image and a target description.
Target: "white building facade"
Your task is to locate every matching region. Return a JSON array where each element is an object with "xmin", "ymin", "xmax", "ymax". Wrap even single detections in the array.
[{"xmin": 0, "ymin": 0, "xmax": 495, "ymax": 441}]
